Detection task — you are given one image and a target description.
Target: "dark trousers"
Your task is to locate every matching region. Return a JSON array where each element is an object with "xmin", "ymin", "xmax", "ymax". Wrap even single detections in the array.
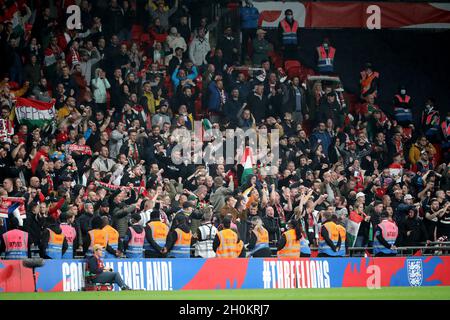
[
  {"xmin": 94, "ymin": 272, "xmax": 126, "ymax": 288},
  {"xmin": 283, "ymin": 44, "xmax": 299, "ymax": 61},
  {"xmin": 241, "ymin": 28, "xmax": 256, "ymax": 61},
  {"xmin": 145, "ymin": 250, "xmax": 164, "ymax": 258}
]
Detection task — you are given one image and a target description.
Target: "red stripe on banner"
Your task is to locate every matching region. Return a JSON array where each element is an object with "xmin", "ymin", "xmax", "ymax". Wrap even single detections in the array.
[
  {"xmin": 15, "ymin": 97, "xmax": 55, "ymax": 111},
  {"xmin": 304, "ymin": 2, "xmax": 450, "ymax": 29}
]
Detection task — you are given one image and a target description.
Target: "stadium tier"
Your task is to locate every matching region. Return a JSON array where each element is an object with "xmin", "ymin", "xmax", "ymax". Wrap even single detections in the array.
[{"xmin": 0, "ymin": 0, "xmax": 449, "ymax": 296}]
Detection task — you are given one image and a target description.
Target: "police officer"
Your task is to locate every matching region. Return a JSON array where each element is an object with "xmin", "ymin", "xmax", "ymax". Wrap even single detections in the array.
[{"xmin": 0, "ymin": 217, "xmax": 32, "ymax": 259}]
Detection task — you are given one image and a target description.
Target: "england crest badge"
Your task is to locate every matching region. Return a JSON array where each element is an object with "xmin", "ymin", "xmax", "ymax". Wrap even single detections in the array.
[{"xmin": 407, "ymin": 259, "xmax": 423, "ymax": 287}]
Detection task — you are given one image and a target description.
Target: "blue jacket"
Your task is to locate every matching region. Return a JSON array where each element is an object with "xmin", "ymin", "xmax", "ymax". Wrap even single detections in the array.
[
  {"xmin": 240, "ymin": 6, "xmax": 259, "ymax": 29},
  {"xmin": 171, "ymin": 66, "xmax": 199, "ymax": 89},
  {"xmin": 208, "ymin": 81, "xmax": 227, "ymax": 112},
  {"xmin": 310, "ymin": 130, "xmax": 332, "ymax": 157}
]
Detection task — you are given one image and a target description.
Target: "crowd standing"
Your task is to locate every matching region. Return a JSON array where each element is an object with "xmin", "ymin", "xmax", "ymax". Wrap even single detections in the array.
[{"xmin": 0, "ymin": 0, "xmax": 449, "ymax": 261}]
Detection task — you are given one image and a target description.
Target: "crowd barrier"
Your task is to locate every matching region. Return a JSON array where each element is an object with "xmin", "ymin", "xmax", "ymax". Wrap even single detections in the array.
[{"xmin": 1, "ymin": 256, "xmax": 449, "ymax": 292}]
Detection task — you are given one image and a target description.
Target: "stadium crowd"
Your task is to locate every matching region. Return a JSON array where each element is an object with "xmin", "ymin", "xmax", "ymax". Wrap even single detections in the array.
[{"xmin": 0, "ymin": 0, "xmax": 449, "ymax": 261}]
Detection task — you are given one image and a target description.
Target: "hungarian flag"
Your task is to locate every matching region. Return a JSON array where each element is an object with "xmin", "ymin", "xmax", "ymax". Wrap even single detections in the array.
[
  {"xmin": 347, "ymin": 211, "xmax": 362, "ymax": 247},
  {"xmin": 240, "ymin": 146, "xmax": 255, "ymax": 184},
  {"xmin": 15, "ymin": 97, "xmax": 56, "ymax": 129}
]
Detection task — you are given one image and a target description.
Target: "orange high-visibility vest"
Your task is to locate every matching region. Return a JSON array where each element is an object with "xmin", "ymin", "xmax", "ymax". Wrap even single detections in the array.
[
  {"xmin": 216, "ymin": 229, "xmax": 239, "ymax": 258},
  {"xmin": 318, "ymin": 221, "xmax": 340, "ymax": 256},
  {"xmin": 280, "ymin": 19, "xmax": 299, "ymax": 45},
  {"xmin": 317, "ymin": 45, "xmax": 335, "ymax": 69},
  {"xmin": 360, "ymin": 71, "xmax": 379, "ymax": 96},
  {"xmin": 277, "ymin": 229, "xmax": 301, "ymax": 258},
  {"xmin": 87, "ymin": 229, "xmax": 108, "ymax": 256}
]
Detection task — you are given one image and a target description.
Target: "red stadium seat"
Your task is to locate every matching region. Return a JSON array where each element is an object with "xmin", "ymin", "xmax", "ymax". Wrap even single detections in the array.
[
  {"xmin": 284, "ymin": 60, "xmax": 301, "ymax": 79},
  {"xmin": 268, "ymin": 51, "xmax": 283, "ymax": 69},
  {"xmin": 131, "ymin": 24, "xmax": 143, "ymax": 42}
]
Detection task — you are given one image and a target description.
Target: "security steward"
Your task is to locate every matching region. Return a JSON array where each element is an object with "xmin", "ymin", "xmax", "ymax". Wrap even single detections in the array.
[
  {"xmin": 318, "ymin": 212, "xmax": 340, "ymax": 257},
  {"xmin": 0, "ymin": 217, "xmax": 32, "ymax": 259},
  {"xmin": 316, "ymin": 38, "xmax": 336, "ymax": 74},
  {"xmin": 278, "ymin": 9, "xmax": 299, "ymax": 60},
  {"xmin": 247, "ymin": 216, "xmax": 271, "ymax": 257},
  {"xmin": 102, "ymin": 216, "xmax": 120, "ymax": 258},
  {"xmin": 333, "ymin": 214, "xmax": 347, "ymax": 257},
  {"xmin": 300, "ymin": 230, "xmax": 311, "ymax": 257},
  {"xmin": 373, "ymin": 212, "xmax": 399, "ymax": 257},
  {"xmin": 86, "ymin": 216, "xmax": 116, "ymax": 258},
  {"xmin": 277, "ymin": 219, "xmax": 301, "ymax": 258},
  {"xmin": 214, "ymin": 215, "xmax": 244, "ymax": 258},
  {"xmin": 163, "ymin": 214, "xmax": 192, "ymax": 258},
  {"xmin": 144, "ymin": 209, "xmax": 169, "ymax": 258},
  {"xmin": 60, "ymin": 212, "xmax": 77, "ymax": 259},
  {"xmin": 41, "ymin": 216, "xmax": 68, "ymax": 259},
  {"xmin": 124, "ymin": 214, "xmax": 146, "ymax": 258},
  {"xmin": 360, "ymin": 62, "xmax": 379, "ymax": 101}
]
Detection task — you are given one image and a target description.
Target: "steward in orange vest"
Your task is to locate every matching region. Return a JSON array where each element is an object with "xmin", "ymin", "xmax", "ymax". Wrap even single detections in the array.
[
  {"xmin": 102, "ymin": 216, "xmax": 120, "ymax": 259},
  {"xmin": 144, "ymin": 209, "xmax": 169, "ymax": 258},
  {"xmin": 248, "ymin": 216, "xmax": 271, "ymax": 257},
  {"xmin": 86, "ymin": 216, "xmax": 116, "ymax": 258},
  {"xmin": 318, "ymin": 212, "xmax": 341, "ymax": 257},
  {"xmin": 317, "ymin": 38, "xmax": 336, "ymax": 73},
  {"xmin": 41, "ymin": 217, "xmax": 68, "ymax": 259},
  {"xmin": 277, "ymin": 219, "xmax": 301, "ymax": 258},
  {"xmin": 278, "ymin": 9, "xmax": 299, "ymax": 60},
  {"xmin": 213, "ymin": 215, "xmax": 243, "ymax": 258},
  {"xmin": 360, "ymin": 62, "xmax": 379, "ymax": 100},
  {"xmin": 393, "ymin": 86, "xmax": 413, "ymax": 126},
  {"xmin": 421, "ymin": 99, "xmax": 441, "ymax": 141}
]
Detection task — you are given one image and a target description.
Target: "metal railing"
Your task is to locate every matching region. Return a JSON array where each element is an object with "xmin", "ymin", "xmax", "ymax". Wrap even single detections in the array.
[{"xmin": 3, "ymin": 242, "xmax": 443, "ymax": 260}]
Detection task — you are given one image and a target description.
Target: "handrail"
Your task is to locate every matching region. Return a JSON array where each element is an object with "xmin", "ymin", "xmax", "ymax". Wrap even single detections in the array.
[{"xmin": 12, "ymin": 242, "xmax": 448, "ymax": 260}]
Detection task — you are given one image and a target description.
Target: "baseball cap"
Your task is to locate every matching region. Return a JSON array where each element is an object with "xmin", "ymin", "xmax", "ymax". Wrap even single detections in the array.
[
  {"xmin": 404, "ymin": 194, "xmax": 414, "ymax": 200},
  {"xmin": 356, "ymin": 192, "xmax": 366, "ymax": 198}
]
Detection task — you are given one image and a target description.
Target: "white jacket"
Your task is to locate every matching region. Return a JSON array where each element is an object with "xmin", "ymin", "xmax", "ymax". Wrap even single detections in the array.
[{"xmin": 189, "ymin": 37, "xmax": 211, "ymax": 66}]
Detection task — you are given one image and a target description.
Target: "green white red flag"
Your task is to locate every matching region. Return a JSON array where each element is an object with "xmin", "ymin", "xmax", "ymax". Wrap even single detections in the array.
[{"xmin": 15, "ymin": 97, "xmax": 55, "ymax": 129}]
